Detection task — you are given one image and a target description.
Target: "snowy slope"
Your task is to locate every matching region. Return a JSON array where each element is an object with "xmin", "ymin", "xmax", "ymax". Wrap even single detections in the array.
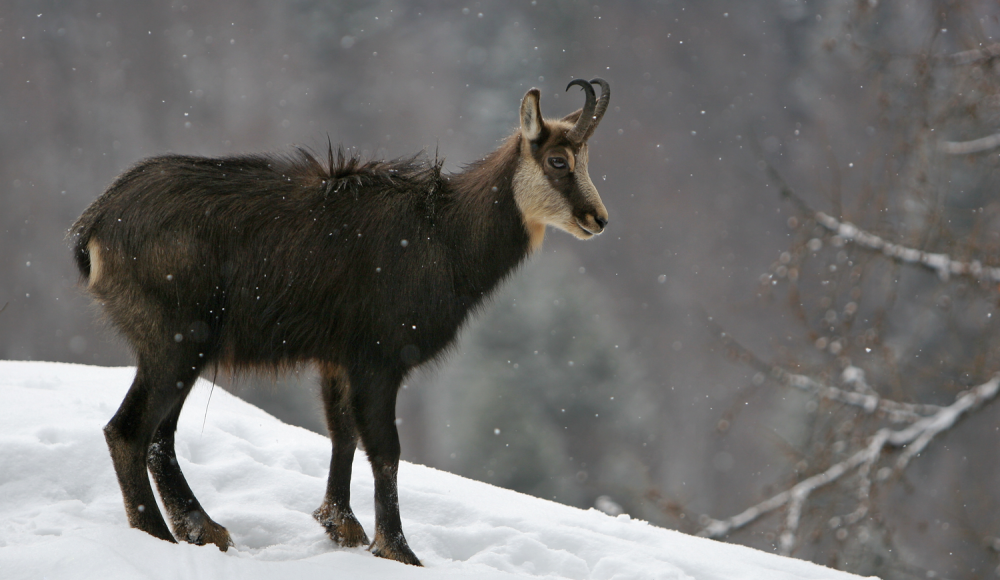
[{"xmin": 0, "ymin": 361, "xmax": 872, "ymax": 580}]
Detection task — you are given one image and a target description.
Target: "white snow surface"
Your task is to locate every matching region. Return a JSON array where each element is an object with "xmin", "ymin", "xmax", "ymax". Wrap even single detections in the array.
[{"xmin": 0, "ymin": 361, "xmax": 872, "ymax": 580}]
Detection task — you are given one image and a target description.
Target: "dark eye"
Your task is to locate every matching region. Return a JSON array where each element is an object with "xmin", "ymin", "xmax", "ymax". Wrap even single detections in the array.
[{"xmin": 548, "ymin": 157, "xmax": 567, "ymax": 170}]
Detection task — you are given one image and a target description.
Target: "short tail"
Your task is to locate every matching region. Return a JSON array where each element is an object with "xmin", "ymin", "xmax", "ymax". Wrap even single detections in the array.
[{"xmin": 67, "ymin": 213, "xmax": 97, "ymax": 282}]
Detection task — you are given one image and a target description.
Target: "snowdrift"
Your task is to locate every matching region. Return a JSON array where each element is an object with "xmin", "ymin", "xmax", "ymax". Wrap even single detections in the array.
[{"xmin": 0, "ymin": 361, "xmax": 870, "ymax": 579}]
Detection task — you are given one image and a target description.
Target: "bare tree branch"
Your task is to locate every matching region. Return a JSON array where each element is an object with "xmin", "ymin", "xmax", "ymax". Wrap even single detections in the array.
[
  {"xmin": 938, "ymin": 133, "xmax": 1000, "ymax": 155},
  {"xmin": 814, "ymin": 211, "xmax": 1000, "ymax": 283},
  {"xmin": 887, "ymin": 377, "xmax": 1000, "ymax": 470},
  {"xmin": 698, "ymin": 375, "xmax": 1000, "ymax": 554},
  {"xmin": 757, "ymin": 157, "xmax": 1000, "ymax": 285},
  {"xmin": 781, "ymin": 368, "xmax": 941, "ymax": 423},
  {"xmin": 840, "ymin": 428, "xmax": 890, "ymax": 528},
  {"xmin": 711, "ymin": 319, "xmax": 942, "ymax": 422},
  {"xmin": 699, "ymin": 442, "xmax": 868, "ymax": 542}
]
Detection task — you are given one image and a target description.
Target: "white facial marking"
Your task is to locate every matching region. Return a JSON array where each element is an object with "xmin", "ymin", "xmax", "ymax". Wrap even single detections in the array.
[{"xmin": 513, "ymin": 154, "xmax": 567, "ymax": 251}]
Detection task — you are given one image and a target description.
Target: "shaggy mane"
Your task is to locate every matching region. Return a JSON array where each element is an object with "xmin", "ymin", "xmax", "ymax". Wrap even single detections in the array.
[{"xmin": 282, "ymin": 143, "xmax": 445, "ymax": 197}]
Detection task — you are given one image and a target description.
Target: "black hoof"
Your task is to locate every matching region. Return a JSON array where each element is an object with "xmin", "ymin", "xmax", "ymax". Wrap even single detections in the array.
[
  {"xmin": 370, "ymin": 531, "xmax": 421, "ymax": 566},
  {"xmin": 173, "ymin": 511, "xmax": 233, "ymax": 551},
  {"xmin": 314, "ymin": 504, "xmax": 370, "ymax": 548}
]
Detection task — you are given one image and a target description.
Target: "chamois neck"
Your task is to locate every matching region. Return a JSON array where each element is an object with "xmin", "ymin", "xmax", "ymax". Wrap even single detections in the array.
[
  {"xmin": 439, "ymin": 133, "xmax": 532, "ymax": 297},
  {"xmin": 446, "ymin": 133, "xmax": 520, "ymax": 201}
]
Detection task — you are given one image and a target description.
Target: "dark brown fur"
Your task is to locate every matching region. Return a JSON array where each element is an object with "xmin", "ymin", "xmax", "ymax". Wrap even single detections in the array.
[{"xmin": 69, "ymin": 81, "xmax": 610, "ymax": 566}]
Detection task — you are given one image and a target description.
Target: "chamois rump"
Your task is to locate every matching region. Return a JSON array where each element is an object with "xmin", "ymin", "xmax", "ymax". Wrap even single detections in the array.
[{"xmin": 69, "ymin": 78, "xmax": 611, "ymax": 566}]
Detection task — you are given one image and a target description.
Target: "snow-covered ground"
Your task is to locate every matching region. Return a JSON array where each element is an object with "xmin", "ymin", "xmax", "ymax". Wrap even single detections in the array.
[{"xmin": 0, "ymin": 361, "xmax": 872, "ymax": 579}]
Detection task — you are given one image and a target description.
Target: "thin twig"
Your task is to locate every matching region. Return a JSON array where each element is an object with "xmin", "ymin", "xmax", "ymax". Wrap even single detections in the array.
[
  {"xmin": 782, "ymin": 370, "xmax": 941, "ymax": 422},
  {"xmin": 709, "ymin": 319, "xmax": 942, "ymax": 422},
  {"xmin": 756, "ymin": 156, "xmax": 1000, "ymax": 285},
  {"xmin": 942, "ymin": 43, "xmax": 1000, "ymax": 66},
  {"xmin": 752, "ymin": 142, "xmax": 814, "ymax": 217},
  {"xmin": 841, "ymin": 428, "xmax": 890, "ymax": 527}
]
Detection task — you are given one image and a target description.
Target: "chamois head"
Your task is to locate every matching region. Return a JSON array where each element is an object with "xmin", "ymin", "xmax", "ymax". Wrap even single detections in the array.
[{"xmin": 513, "ymin": 78, "xmax": 610, "ymax": 250}]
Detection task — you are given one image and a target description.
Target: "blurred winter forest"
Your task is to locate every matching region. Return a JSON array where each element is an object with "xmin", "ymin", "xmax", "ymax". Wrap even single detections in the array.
[{"xmin": 5, "ymin": 0, "xmax": 1000, "ymax": 577}]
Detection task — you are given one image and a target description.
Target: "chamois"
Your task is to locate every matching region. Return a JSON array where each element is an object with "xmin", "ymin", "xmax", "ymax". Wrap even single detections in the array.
[{"xmin": 69, "ymin": 78, "xmax": 610, "ymax": 566}]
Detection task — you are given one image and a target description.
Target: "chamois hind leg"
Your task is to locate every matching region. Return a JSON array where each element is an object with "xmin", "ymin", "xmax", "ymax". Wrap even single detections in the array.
[
  {"xmin": 104, "ymin": 348, "xmax": 204, "ymax": 545},
  {"xmin": 148, "ymin": 396, "xmax": 232, "ymax": 551},
  {"xmin": 350, "ymin": 366, "xmax": 421, "ymax": 566},
  {"xmin": 313, "ymin": 364, "xmax": 370, "ymax": 548}
]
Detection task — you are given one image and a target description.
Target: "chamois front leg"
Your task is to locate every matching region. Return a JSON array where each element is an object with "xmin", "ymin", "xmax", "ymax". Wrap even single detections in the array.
[
  {"xmin": 350, "ymin": 366, "xmax": 421, "ymax": 566},
  {"xmin": 314, "ymin": 364, "xmax": 369, "ymax": 548}
]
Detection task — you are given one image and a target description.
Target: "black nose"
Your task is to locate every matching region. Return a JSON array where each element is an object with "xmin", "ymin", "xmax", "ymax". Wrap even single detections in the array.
[{"xmin": 595, "ymin": 215, "xmax": 608, "ymax": 230}]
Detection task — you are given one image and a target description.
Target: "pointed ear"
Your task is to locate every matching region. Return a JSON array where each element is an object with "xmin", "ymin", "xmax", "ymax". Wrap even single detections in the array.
[
  {"xmin": 520, "ymin": 88, "xmax": 543, "ymax": 142},
  {"xmin": 560, "ymin": 108, "xmax": 583, "ymax": 124}
]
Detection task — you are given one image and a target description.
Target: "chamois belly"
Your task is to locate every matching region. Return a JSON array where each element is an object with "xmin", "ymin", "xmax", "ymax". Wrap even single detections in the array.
[{"xmin": 214, "ymin": 263, "xmax": 475, "ymax": 369}]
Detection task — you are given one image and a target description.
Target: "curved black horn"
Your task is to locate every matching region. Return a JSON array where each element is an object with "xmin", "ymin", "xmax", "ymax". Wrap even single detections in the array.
[
  {"xmin": 582, "ymin": 78, "xmax": 610, "ymax": 142},
  {"xmin": 565, "ymin": 78, "xmax": 597, "ymax": 144}
]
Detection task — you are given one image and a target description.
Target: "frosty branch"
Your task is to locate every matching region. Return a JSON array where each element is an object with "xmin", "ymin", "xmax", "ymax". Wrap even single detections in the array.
[
  {"xmin": 812, "ymin": 211, "xmax": 1000, "ymax": 283},
  {"xmin": 711, "ymin": 320, "xmax": 941, "ymax": 423},
  {"xmin": 700, "ymin": 323, "xmax": 1000, "ymax": 556},
  {"xmin": 936, "ymin": 44, "xmax": 1000, "ymax": 154},
  {"xmin": 698, "ymin": 374, "xmax": 999, "ymax": 554},
  {"xmin": 761, "ymin": 160, "xmax": 1000, "ymax": 284},
  {"xmin": 938, "ymin": 132, "xmax": 1000, "ymax": 155}
]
